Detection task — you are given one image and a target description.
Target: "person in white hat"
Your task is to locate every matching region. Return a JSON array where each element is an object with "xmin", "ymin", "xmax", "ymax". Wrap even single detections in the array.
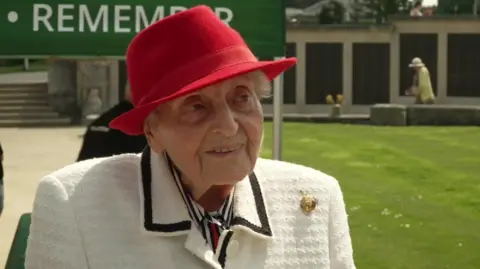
[{"xmin": 406, "ymin": 57, "xmax": 435, "ymax": 104}]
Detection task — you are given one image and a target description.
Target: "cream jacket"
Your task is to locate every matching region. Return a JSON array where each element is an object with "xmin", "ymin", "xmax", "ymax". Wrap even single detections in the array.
[
  {"xmin": 25, "ymin": 148, "xmax": 356, "ymax": 269},
  {"xmin": 416, "ymin": 66, "xmax": 435, "ymax": 102}
]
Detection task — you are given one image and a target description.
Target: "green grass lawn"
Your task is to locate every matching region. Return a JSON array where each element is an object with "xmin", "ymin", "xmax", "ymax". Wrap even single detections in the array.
[{"xmin": 261, "ymin": 123, "xmax": 480, "ymax": 269}]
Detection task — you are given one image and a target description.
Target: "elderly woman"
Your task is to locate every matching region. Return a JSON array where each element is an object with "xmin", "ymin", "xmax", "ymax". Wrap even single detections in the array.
[
  {"xmin": 406, "ymin": 57, "xmax": 435, "ymax": 104},
  {"xmin": 25, "ymin": 5, "xmax": 355, "ymax": 269}
]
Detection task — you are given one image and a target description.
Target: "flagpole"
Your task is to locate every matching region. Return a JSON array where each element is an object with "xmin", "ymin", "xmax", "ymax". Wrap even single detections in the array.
[{"xmin": 272, "ymin": 56, "xmax": 285, "ymax": 160}]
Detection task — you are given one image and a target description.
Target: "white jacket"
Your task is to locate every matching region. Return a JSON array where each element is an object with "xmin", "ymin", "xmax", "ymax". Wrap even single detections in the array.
[{"xmin": 25, "ymin": 149, "xmax": 356, "ymax": 269}]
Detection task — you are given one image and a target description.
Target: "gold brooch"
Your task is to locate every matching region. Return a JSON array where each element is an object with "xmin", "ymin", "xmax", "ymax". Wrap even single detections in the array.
[{"xmin": 300, "ymin": 192, "xmax": 318, "ymax": 215}]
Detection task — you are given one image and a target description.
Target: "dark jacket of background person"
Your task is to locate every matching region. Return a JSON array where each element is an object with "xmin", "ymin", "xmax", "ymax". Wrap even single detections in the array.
[
  {"xmin": 76, "ymin": 101, "xmax": 147, "ymax": 162},
  {"xmin": 0, "ymin": 142, "xmax": 4, "ymax": 217}
]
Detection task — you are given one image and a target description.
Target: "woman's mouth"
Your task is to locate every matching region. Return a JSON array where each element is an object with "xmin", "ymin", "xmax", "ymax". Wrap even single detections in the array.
[{"xmin": 206, "ymin": 144, "xmax": 244, "ymax": 156}]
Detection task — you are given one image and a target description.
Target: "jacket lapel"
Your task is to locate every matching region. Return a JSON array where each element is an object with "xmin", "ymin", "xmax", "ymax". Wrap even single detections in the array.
[
  {"xmin": 139, "ymin": 146, "xmax": 191, "ymax": 236},
  {"xmin": 231, "ymin": 172, "xmax": 273, "ymax": 239},
  {"xmin": 138, "ymin": 146, "xmax": 273, "ymax": 242}
]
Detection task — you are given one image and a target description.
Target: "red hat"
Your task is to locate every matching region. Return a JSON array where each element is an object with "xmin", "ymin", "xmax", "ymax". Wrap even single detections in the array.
[{"xmin": 110, "ymin": 5, "xmax": 297, "ymax": 135}]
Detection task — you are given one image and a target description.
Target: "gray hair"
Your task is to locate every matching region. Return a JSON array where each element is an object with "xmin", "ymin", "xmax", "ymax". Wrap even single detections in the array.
[{"xmin": 246, "ymin": 70, "xmax": 271, "ymax": 99}]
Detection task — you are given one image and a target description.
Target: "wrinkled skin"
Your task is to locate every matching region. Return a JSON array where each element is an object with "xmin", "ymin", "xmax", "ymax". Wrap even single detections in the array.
[{"xmin": 144, "ymin": 73, "xmax": 265, "ymax": 210}]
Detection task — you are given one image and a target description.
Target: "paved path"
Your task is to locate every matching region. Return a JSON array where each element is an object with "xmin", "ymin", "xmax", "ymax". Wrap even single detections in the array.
[
  {"xmin": 0, "ymin": 127, "xmax": 85, "ymax": 267},
  {"xmin": 0, "ymin": 72, "xmax": 47, "ymax": 84}
]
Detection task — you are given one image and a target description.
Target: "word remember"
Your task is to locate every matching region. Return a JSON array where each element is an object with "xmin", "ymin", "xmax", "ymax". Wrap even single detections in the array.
[{"xmin": 32, "ymin": 4, "xmax": 234, "ymax": 33}]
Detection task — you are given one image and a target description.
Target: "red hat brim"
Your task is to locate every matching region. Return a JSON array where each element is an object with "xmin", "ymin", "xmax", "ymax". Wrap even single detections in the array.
[{"xmin": 110, "ymin": 57, "xmax": 297, "ymax": 135}]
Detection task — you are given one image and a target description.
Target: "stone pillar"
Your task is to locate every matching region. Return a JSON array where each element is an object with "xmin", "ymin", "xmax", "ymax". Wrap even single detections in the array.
[
  {"xmin": 437, "ymin": 32, "xmax": 448, "ymax": 103},
  {"xmin": 109, "ymin": 61, "xmax": 120, "ymax": 106},
  {"xmin": 47, "ymin": 60, "xmax": 78, "ymax": 119},
  {"xmin": 76, "ymin": 60, "xmax": 118, "ymax": 122},
  {"xmin": 389, "ymin": 32, "xmax": 400, "ymax": 103},
  {"xmin": 295, "ymin": 42, "xmax": 307, "ymax": 112},
  {"xmin": 342, "ymin": 41, "xmax": 353, "ymax": 110}
]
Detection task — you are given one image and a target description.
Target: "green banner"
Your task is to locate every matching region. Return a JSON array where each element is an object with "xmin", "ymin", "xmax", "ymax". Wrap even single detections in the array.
[{"xmin": 0, "ymin": 1, "xmax": 285, "ymax": 58}]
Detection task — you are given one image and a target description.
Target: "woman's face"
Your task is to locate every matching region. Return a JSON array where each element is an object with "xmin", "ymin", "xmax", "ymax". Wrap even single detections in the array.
[{"xmin": 144, "ymin": 73, "xmax": 265, "ymax": 197}]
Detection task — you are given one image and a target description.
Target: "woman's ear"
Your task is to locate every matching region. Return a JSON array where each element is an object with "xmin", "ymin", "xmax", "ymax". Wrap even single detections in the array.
[
  {"xmin": 143, "ymin": 123, "xmax": 153, "ymax": 144},
  {"xmin": 143, "ymin": 120, "xmax": 164, "ymax": 153}
]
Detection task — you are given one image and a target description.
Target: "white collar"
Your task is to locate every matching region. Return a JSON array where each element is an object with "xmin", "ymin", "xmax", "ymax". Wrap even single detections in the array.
[{"xmin": 138, "ymin": 146, "xmax": 273, "ymax": 240}]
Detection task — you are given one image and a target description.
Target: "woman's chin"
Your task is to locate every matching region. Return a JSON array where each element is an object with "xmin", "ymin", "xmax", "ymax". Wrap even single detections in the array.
[{"xmin": 207, "ymin": 169, "xmax": 251, "ymax": 186}]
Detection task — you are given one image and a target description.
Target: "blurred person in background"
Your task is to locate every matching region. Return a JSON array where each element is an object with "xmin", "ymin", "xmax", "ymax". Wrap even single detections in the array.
[
  {"xmin": 406, "ymin": 57, "xmax": 435, "ymax": 104},
  {"xmin": 423, "ymin": 6, "xmax": 434, "ymax": 16},
  {"xmin": 410, "ymin": 1, "xmax": 423, "ymax": 16},
  {"xmin": 76, "ymin": 82, "xmax": 147, "ymax": 161}
]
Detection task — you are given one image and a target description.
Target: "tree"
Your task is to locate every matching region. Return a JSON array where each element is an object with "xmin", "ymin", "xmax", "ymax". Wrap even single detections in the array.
[
  {"xmin": 438, "ymin": 0, "xmax": 476, "ymax": 15},
  {"xmin": 286, "ymin": 0, "xmax": 322, "ymax": 8},
  {"xmin": 318, "ymin": 1, "xmax": 346, "ymax": 24},
  {"xmin": 354, "ymin": 0, "xmax": 413, "ymax": 23}
]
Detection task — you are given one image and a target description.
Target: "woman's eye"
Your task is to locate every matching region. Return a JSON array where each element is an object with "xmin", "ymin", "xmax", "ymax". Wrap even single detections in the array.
[
  {"xmin": 234, "ymin": 86, "xmax": 252, "ymax": 104},
  {"xmin": 190, "ymin": 103, "xmax": 205, "ymax": 111},
  {"xmin": 237, "ymin": 94, "xmax": 250, "ymax": 103}
]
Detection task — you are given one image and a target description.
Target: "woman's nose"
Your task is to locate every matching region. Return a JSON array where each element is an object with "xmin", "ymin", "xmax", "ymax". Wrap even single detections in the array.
[{"xmin": 211, "ymin": 107, "xmax": 239, "ymax": 137}]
